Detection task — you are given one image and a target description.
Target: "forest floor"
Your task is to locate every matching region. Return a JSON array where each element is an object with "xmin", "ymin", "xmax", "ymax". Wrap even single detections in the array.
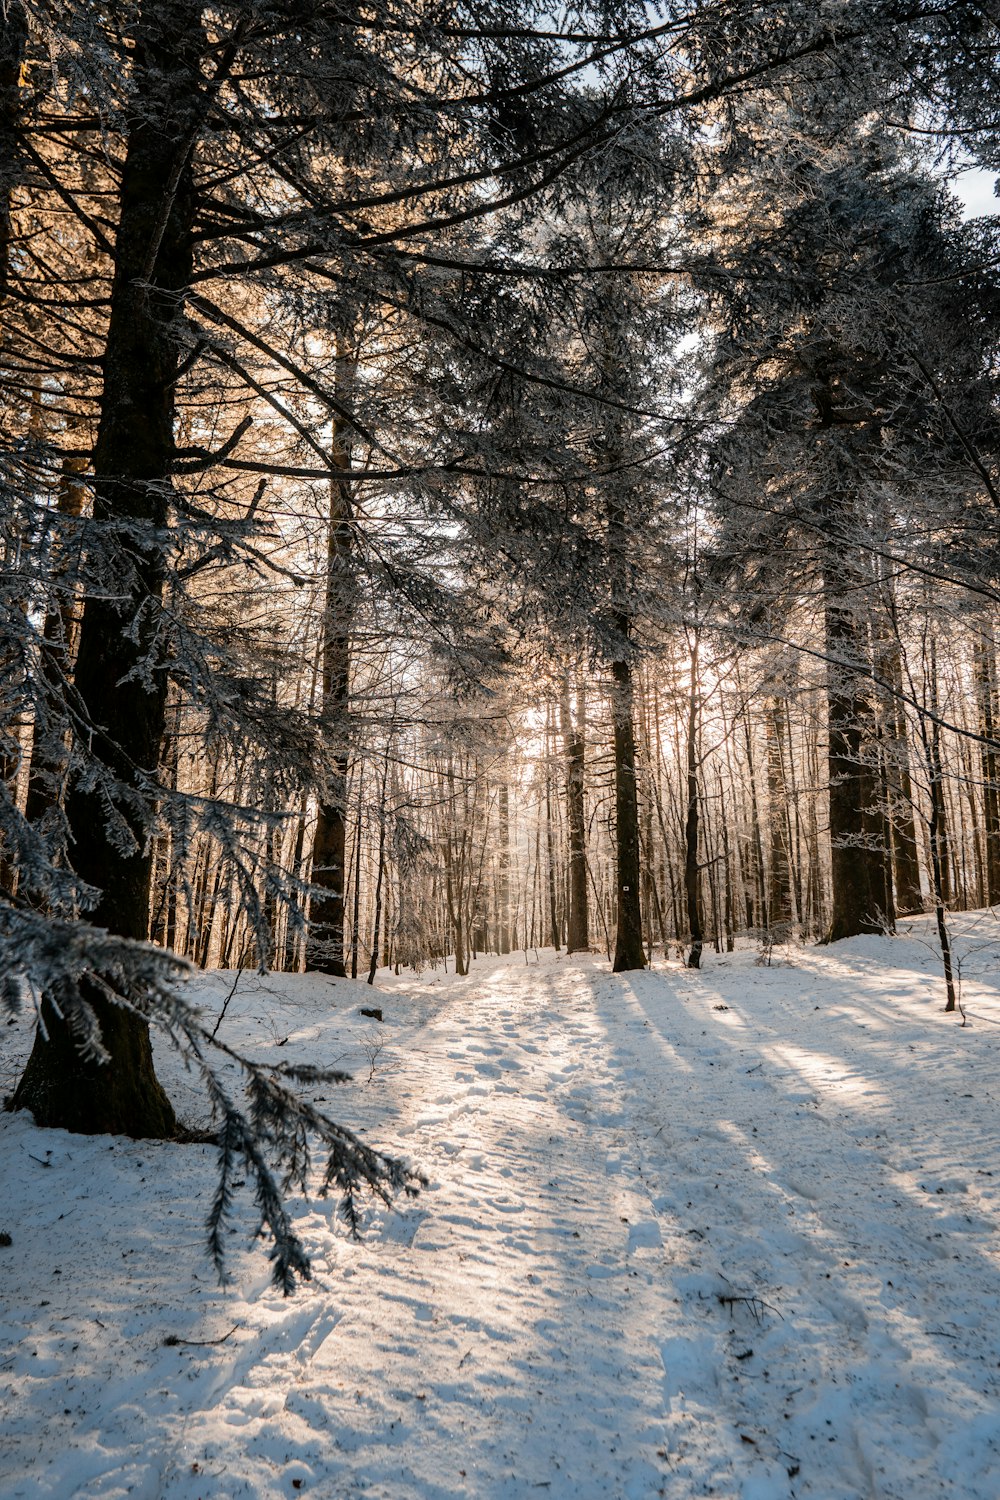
[{"xmin": 3, "ymin": 916, "xmax": 1000, "ymax": 1499}]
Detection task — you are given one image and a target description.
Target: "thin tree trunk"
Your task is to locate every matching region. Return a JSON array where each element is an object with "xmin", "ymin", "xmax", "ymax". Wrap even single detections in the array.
[
  {"xmin": 560, "ymin": 671, "xmax": 589, "ymax": 952},
  {"xmin": 765, "ymin": 696, "xmax": 794, "ymax": 932},
  {"xmin": 0, "ymin": 0, "xmax": 26, "ymax": 303},
  {"xmin": 23, "ymin": 455, "xmax": 89, "ymax": 839},
  {"xmin": 307, "ymin": 378, "xmax": 356, "ymax": 976},
  {"xmin": 367, "ymin": 753, "xmax": 388, "ymax": 986},
  {"xmin": 684, "ymin": 640, "xmax": 703, "ymax": 969},
  {"xmin": 922, "ymin": 643, "xmax": 957, "ymax": 1010},
  {"xmin": 351, "ymin": 764, "xmax": 363, "ymax": 979},
  {"xmin": 544, "ymin": 708, "xmax": 560, "ymax": 950},
  {"xmin": 717, "ymin": 770, "xmax": 735, "ymax": 952},
  {"xmin": 824, "ymin": 591, "xmax": 893, "ymax": 940},
  {"xmin": 497, "ymin": 779, "xmax": 511, "ymax": 954},
  {"xmin": 612, "ymin": 636, "xmax": 645, "ymax": 972},
  {"xmin": 975, "ymin": 630, "xmax": 1000, "ymax": 906},
  {"xmin": 740, "ymin": 700, "xmax": 767, "ymax": 933}
]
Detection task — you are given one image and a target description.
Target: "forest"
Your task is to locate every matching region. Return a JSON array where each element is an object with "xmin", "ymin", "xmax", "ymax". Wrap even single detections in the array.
[
  {"xmin": 4, "ymin": 4, "xmax": 1000, "ymax": 1496},
  {"xmin": 2, "ymin": 0, "xmax": 1000, "ymax": 1268}
]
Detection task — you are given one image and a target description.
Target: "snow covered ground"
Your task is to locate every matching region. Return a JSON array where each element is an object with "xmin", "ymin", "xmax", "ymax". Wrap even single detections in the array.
[{"xmin": 3, "ymin": 914, "xmax": 1000, "ymax": 1499}]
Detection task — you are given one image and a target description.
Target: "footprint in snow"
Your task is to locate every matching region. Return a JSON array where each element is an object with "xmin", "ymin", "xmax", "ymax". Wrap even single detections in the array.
[{"xmin": 627, "ymin": 1220, "xmax": 662, "ymax": 1253}]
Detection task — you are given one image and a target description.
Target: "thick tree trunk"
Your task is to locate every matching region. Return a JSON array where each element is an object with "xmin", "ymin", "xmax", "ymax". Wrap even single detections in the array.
[
  {"xmin": 560, "ymin": 672, "xmax": 589, "ymax": 952},
  {"xmin": 13, "ymin": 0, "xmax": 205, "ymax": 1138},
  {"xmin": 307, "ymin": 380, "xmax": 356, "ymax": 976},
  {"xmin": 611, "ymin": 628, "xmax": 645, "ymax": 972}
]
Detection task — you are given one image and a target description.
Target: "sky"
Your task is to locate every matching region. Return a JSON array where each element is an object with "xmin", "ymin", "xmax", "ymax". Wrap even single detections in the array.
[{"xmin": 954, "ymin": 165, "xmax": 998, "ymax": 218}]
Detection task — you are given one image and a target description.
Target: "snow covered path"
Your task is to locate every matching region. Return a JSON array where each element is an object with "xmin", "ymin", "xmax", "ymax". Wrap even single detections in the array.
[{"xmin": 3, "ymin": 931, "xmax": 1000, "ymax": 1498}]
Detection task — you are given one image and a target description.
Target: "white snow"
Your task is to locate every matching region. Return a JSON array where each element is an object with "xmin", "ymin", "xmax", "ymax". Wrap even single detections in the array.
[{"xmin": 3, "ymin": 914, "xmax": 1000, "ymax": 1499}]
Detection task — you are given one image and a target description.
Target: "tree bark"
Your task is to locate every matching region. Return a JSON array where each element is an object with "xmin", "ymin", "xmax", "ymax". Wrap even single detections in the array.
[
  {"xmin": 739, "ymin": 697, "xmax": 767, "ymax": 933},
  {"xmin": 824, "ymin": 591, "xmax": 894, "ymax": 941},
  {"xmin": 560, "ymin": 672, "xmax": 589, "ymax": 952},
  {"xmin": 975, "ymin": 632, "xmax": 1000, "ymax": 906},
  {"xmin": 367, "ymin": 750, "xmax": 389, "ymax": 986},
  {"xmin": 884, "ymin": 644, "xmax": 923, "ymax": 914},
  {"xmin": 350, "ymin": 764, "xmax": 363, "ymax": 979},
  {"xmin": 544, "ymin": 706, "xmax": 560, "ymax": 950},
  {"xmin": 611, "ymin": 627, "xmax": 645, "ymax": 972},
  {"xmin": 497, "ymin": 780, "xmax": 511, "ymax": 953},
  {"xmin": 0, "ymin": 2, "xmax": 28, "ymax": 890},
  {"xmin": 683, "ymin": 643, "xmax": 703, "ymax": 969},
  {"xmin": 307, "ymin": 359, "xmax": 356, "ymax": 977},
  {"xmin": 0, "ymin": 0, "xmax": 26, "ymax": 304},
  {"xmin": 13, "ymin": 0, "xmax": 206, "ymax": 1138},
  {"xmin": 765, "ymin": 697, "xmax": 794, "ymax": 932}
]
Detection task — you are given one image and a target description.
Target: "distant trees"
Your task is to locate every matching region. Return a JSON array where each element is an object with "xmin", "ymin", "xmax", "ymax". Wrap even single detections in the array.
[{"xmin": 695, "ymin": 61, "xmax": 1000, "ymax": 941}]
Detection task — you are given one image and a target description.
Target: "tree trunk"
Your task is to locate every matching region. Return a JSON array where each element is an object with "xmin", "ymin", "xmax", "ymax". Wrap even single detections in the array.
[
  {"xmin": 0, "ymin": 0, "xmax": 26, "ymax": 304},
  {"xmin": 739, "ymin": 698, "xmax": 767, "ymax": 933},
  {"xmin": 442, "ymin": 756, "xmax": 468, "ymax": 975},
  {"xmin": 824, "ymin": 591, "xmax": 893, "ymax": 941},
  {"xmin": 307, "ymin": 368, "xmax": 356, "ymax": 977},
  {"xmin": 683, "ymin": 641, "xmax": 703, "ymax": 969},
  {"xmin": 611, "ymin": 630, "xmax": 645, "ymax": 972},
  {"xmin": 883, "ymin": 643, "xmax": 924, "ymax": 914},
  {"xmin": 21, "ymin": 454, "xmax": 88, "ymax": 867},
  {"xmin": 367, "ymin": 752, "xmax": 389, "ymax": 986},
  {"xmin": 870, "ymin": 573, "xmax": 922, "ymax": 916},
  {"xmin": 975, "ymin": 632, "xmax": 1000, "ymax": 906},
  {"xmin": 0, "ymin": 3, "xmax": 28, "ymax": 892},
  {"xmin": 14, "ymin": 0, "xmax": 205, "ymax": 1137},
  {"xmin": 765, "ymin": 697, "xmax": 794, "ymax": 932},
  {"xmin": 560, "ymin": 672, "xmax": 589, "ymax": 952},
  {"xmin": 920, "ymin": 647, "xmax": 957, "ymax": 1011},
  {"xmin": 497, "ymin": 780, "xmax": 511, "ymax": 953},
  {"xmin": 350, "ymin": 764, "xmax": 363, "ymax": 979},
  {"xmin": 544, "ymin": 707, "xmax": 560, "ymax": 950}
]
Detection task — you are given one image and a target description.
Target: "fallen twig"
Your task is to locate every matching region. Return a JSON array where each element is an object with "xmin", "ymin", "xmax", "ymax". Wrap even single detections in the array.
[
  {"xmin": 717, "ymin": 1292, "xmax": 782, "ymax": 1325},
  {"xmin": 210, "ymin": 969, "xmax": 242, "ymax": 1040},
  {"xmin": 163, "ymin": 1324, "xmax": 241, "ymax": 1348}
]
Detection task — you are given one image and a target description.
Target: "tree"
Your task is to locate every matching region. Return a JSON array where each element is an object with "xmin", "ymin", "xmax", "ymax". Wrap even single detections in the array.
[
  {"xmin": 697, "ymin": 62, "xmax": 1000, "ymax": 941},
  {"xmin": 306, "ymin": 339, "xmax": 359, "ymax": 979},
  {"xmin": 13, "ymin": 0, "xmax": 207, "ymax": 1134},
  {"xmin": 560, "ymin": 669, "xmax": 590, "ymax": 952},
  {"xmin": 5, "ymin": 0, "xmax": 666, "ymax": 1134}
]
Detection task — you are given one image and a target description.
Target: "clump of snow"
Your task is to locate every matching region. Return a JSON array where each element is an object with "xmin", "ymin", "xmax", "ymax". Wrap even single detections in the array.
[{"xmin": 3, "ymin": 914, "xmax": 1000, "ymax": 1498}]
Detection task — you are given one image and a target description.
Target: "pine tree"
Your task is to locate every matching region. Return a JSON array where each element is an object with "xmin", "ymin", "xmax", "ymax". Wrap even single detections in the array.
[{"xmin": 697, "ymin": 61, "xmax": 1000, "ymax": 940}]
